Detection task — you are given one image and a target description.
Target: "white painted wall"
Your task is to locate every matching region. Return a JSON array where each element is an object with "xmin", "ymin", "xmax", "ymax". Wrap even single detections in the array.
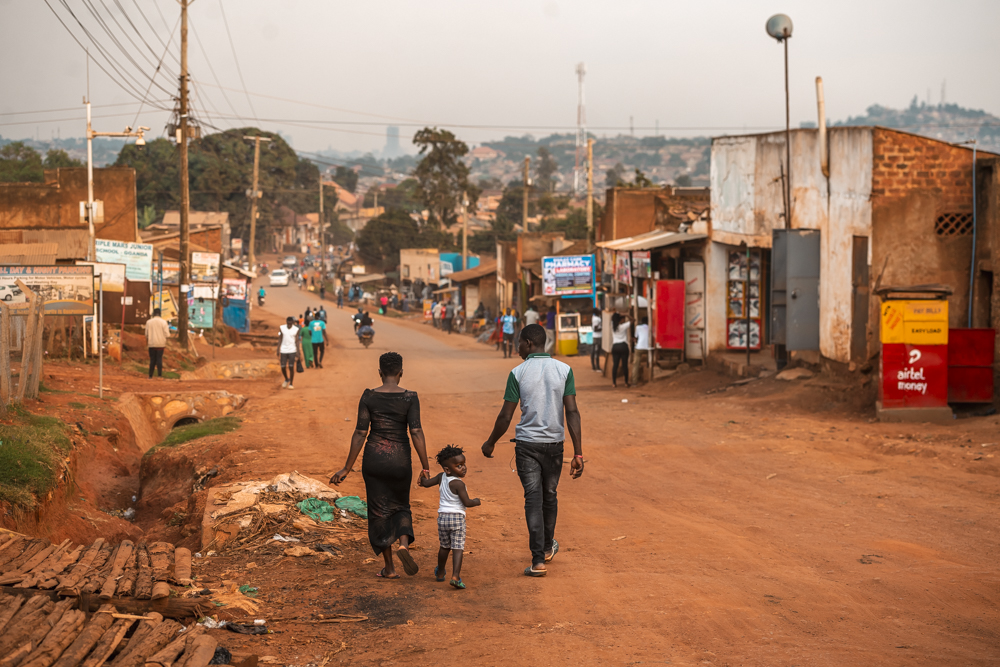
[{"xmin": 704, "ymin": 241, "xmax": 730, "ymax": 353}]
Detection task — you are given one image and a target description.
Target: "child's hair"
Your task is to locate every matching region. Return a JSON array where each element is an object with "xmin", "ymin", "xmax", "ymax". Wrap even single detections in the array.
[{"xmin": 436, "ymin": 445, "xmax": 464, "ymax": 465}]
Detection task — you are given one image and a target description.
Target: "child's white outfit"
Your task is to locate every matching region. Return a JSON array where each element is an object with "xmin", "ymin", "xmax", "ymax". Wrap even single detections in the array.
[{"xmin": 437, "ymin": 472, "xmax": 467, "ymax": 550}]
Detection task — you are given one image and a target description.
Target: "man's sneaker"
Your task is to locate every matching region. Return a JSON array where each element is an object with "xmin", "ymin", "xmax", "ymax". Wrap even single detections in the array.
[
  {"xmin": 281, "ymin": 381, "xmax": 288, "ymax": 388},
  {"xmin": 287, "ymin": 384, "xmax": 294, "ymax": 390}
]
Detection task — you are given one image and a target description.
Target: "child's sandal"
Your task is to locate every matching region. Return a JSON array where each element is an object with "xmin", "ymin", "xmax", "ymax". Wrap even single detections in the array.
[
  {"xmin": 449, "ymin": 578, "xmax": 465, "ymax": 589},
  {"xmin": 434, "ymin": 566, "xmax": 445, "ymax": 582}
]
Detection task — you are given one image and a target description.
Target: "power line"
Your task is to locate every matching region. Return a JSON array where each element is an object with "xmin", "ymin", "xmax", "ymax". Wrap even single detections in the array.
[
  {"xmin": 0, "ymin": 100, "xmax": 172, "ymax": 117},
  {"xmin": 217, "ymin": 0, "xmax": 258, "ymax": 121},
  {"xmin": 129, "ymin": 0, "xmax": 182, "ymax": 68},
  {"xmin": 131, "ymin": 12, "xmax": 181, "ymax": 130},
  {"xmin": 188, "ymin": 15, "xmax": 246, "ymax": 123}
]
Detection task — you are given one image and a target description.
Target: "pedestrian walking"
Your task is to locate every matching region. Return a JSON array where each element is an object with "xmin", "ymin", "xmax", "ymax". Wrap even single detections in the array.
[
  {"xmin": 591, "ymin": 308, "xmax": 603, "ymax": 372},
  {"xmin": 610, "ymin": 312, "xmax": 632, "ymax": 388},
  {"xmin": 317, "ymin": 306, "xmax": 328, "ymax": 322},
  {"xmin": 331, "ymin": 352, "xmax": 432, "ymax": 579},
  {"xmin": 309, "ymin": 316, "xmax": 328, "ymax": 368},
  {"xmin": 320, "ymin": 284, "xmax": 326, "ymax": 301},
  {"xmin": 524, "ymin": 304, "xmax": 540, "ymax": 327},
  {"xmin": 299, "ymin": 322, "xmax": 314, "ymax": 369},
  {"xmin": 481, "ymin": 324, "xmax": 583, "ymax": 577},
  {"xmin": 432, "ymin": 300, "xmax": 442, "ymax": 329},
  {"xmin": 144, "ymin": 308, "xmax": 170, "ymax": 379},
  {"xmin": 500, "ymin": 309, "xmax": 516, "ymax": 358},
  {"xmin": 277, "ymin": 316, "xmax": 303, "ymax": 389},
  {"xmin": 544, "ymin": 307, "xmax": 556, "ymax": 353},
  {"xmin": 444, "ymin": 301, "xmax": 455, "ymax": 334},
  {"xmin": 337, "ymin": 285, "xmax": 344, "ymax": 309},
  {"xmin": 420, "ymin": 445, "xmax": 481, "ymax": 590}
]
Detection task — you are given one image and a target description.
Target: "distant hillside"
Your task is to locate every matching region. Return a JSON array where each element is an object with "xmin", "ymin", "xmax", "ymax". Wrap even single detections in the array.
[
  {"xmin": 0, "ymin": 135, "xmax": 126, "ymax": 167},
  {"xmin": 832, "ymin": 100, "xmax": 1000, "ymax": 151}
]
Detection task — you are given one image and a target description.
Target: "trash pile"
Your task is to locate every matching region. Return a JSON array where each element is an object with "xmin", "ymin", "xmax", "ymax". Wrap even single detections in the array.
[{"xmin": 204, "ymin": 472, "xmax": 368, "ymax": 558}]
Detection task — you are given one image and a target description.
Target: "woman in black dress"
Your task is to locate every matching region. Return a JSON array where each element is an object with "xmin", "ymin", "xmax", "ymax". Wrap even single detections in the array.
[{"xmin": 331, "ymin": 352, "xmax": 431, "ymax": 578}]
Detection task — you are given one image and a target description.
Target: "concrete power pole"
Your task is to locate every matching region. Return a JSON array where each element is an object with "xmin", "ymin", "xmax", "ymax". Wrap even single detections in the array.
[
  {"xmin": 318, "ymin": 169, "xmax": 324, "ymax": 261},
  {"xmin": 244, "ymin": 136, "xmax": 271, "ymax": 268},
  {"xmin": 523, "ymin": 156, "xmax": 531, "ymax": 230},
  {"xmin": 178, "ymin": 0, "xmax": 190, "ymax": 346},
  {"xmin": 586, "ymin": 138, "xmax": 594, "ymax": 252}
]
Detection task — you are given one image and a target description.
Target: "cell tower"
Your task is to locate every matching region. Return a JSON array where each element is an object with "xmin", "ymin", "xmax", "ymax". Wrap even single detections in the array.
[{"xmin": 574, "ymin": 62, "xmax": 587, "ymax": 195}]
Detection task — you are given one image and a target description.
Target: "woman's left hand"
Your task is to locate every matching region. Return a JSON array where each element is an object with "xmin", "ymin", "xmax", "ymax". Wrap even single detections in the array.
[{"xmin": 330, "ymin": 468, "xmax": 350, "ymax": 485}]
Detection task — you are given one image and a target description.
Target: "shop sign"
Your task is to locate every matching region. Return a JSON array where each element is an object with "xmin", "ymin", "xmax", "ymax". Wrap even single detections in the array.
[
  {"xmin": 542, "ymin": 255, "xmax": 594, "ymax": 297},
  {"xmin": 880, "ymin": 300, "xmax": 948, "ymax": 345},
  {"xmin": 95, "ymin": 240, "xmax": 153, "ymax": 282},
  {"xmin": 0, "ymin": 265, "xmax": 94, "ymax": 315}
]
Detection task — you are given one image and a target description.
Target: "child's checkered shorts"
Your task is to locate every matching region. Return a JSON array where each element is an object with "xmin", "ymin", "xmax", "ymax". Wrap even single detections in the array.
[{"xmin": 437, "ymin": 512, "xmax": 466, "ymax": 550}]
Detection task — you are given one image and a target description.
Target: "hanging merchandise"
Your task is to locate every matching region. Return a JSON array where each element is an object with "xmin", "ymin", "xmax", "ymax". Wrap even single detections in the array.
[
  {"xmin": 631, "ymin": 251, "xmax": 651, "ymax": 279},
  {"xmin": 726, "ymin": 249, "xmax": 763, "ymax": 350},
  {"xmin": 615, "ymin": 251, "xmax": 632, "ymax": 284},
  {"xmin": 601, "ymin": 249, "xmax": 615, "ymax": 282}
]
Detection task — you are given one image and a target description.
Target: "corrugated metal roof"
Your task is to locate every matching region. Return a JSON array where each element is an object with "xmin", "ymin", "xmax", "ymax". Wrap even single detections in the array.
[
  {"xmin": 0, "ymin": 243, "xmax": 59, "ymax": 265},
  {"xmin": 596, "ymin": 230, "xmax": 707, "ymax": 251},
  {"xmin": 447, "ymin": 259, "xmax": 497, "ymax": 283}
]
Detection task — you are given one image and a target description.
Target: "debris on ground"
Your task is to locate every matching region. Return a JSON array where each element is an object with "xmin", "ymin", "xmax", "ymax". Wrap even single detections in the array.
[
  {"xmin": 776, "ymin": 367, "xmax": 814, "ymax": 381},
  {"xmin": 335, "ymin": 496, "xmax": 369, "ymax": 519}
]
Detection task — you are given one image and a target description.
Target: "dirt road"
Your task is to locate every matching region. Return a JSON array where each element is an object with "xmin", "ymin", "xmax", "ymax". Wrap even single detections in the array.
[{"xmin": 195, "ymin": 281, "xmax": 1000, "ymax": 665}]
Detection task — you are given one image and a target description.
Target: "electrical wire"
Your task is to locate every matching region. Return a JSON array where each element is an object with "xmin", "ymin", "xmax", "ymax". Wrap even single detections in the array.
[
  {"xmin": 189, "ymin": 15, "xmax": 247, "ymax": 124},
  {"xmin": 130, "ymin": 0, "xmax": 182, "ymax": 68},
  {"xmin": 217, "ymin": 0, "xmax": 258, "ymax": 121},
  {"xmin": 131, "ymin": 12, "xmax": 181, "ymax": 130},
  {"xmin": 0, "ymin": 100, "xmax": 172, "ymax": 117}
]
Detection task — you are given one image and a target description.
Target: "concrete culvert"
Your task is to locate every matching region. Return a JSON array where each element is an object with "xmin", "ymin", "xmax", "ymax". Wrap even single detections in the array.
[{"xmin": 172, "ymin": 417, "xmax": 201, "ymax": 428}]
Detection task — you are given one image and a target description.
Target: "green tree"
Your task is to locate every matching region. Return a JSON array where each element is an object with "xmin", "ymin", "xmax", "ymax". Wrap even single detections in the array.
[
  {"xmin": 42, "ymin": 148, "xmax": 84, "ymax": 169},
  {"xmin": 355, "ymin": 208, "xmax": 420, "ymax": 271},
  {"xmin": 535, "ymin": 146, "xmax": 559, "ymax": 192},
  {"xmin": 0, "ymin": 142, "xmax": 43, "ymax": 182},
  {"xmin": 412, "ymin": 127, "xmax": 479, "ymax": 229},
  {"xmin": 138, "ymin": 205, "xmax": 158, "ymax": 229},
  {"xmin": 539, "ymin": 202, "xmax": 604, "ymax": 241},
  {"xmin": 605, "ymin": 162, "xmax": 625, "ymax": 188},
  {"xmin": 674, "ymin": 173, "xmax": 693, "ymax": 187},
  {"xmin": 333, "ymin": 166, "xmax": 358, "ymax": 193}
]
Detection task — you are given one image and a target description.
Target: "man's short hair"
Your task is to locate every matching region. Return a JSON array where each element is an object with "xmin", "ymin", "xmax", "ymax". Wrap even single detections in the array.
[
  {"xmin": 152, "ymin": 308, "xmax": 161, "ymax": 316},
  {"xmin": 379, "ymin": 351, "xmax": 403, "ymax": 376},
  {"xmin": 286, "ymin": 316, "xmax": 295, "ymax": 324},
  {"xmin": 521, "ymin": 323, "xmax": 546, "ymax": 349}
]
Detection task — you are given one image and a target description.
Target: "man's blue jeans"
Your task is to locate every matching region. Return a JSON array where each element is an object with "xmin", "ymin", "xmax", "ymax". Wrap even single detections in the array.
[{"xmin": 515, "ymin": 441, "xmax": 564, "ymax": 565}]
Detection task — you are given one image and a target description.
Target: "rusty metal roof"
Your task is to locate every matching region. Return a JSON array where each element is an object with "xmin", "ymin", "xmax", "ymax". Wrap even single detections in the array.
[{"xmin": 0, "ymin": 243, "xmax": 59, "ymax": 265}]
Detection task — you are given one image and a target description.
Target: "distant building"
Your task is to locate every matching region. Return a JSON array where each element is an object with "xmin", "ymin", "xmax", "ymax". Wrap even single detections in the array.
[{"xmin": 383, "ymin": 126, "xmax": 403, "ymax": 158}]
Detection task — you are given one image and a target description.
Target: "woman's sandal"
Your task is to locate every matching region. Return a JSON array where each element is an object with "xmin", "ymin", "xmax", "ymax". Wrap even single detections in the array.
[
  {"xmin": 523, "ymin": 565, "xmax": 547, "ymax": 577},
  {"xmin": 544, "ymin": 539, "xmax": 559, "ymax": 563},
  {"xmin": 397, "ymin": 548, "xmax": 419, "ymax": 576},
  {"xmin": 434, "ymin": 566, "xmax": 446, "ymax": 582},
  {"xmin": 376, "ymin": 568, "xmax": 400, "ymax": 579},
  {"xmin": 450, "ymin": 578, "xmax": 466, "ymax": 589}
]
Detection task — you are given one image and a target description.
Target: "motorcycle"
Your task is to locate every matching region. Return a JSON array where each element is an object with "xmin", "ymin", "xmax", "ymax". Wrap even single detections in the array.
[
  {"xmin": 257, "ymin": 294, "xmax": 265, "ymax": 307},
  {"xmin": 358, "ymin": 325, "xmax": 374, "ymax": 348}
]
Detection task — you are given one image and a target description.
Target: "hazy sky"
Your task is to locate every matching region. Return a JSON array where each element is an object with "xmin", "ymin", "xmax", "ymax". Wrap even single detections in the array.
[{"xmin": 2, "ymin": 0, "xmax": 998, "ymax": 155}]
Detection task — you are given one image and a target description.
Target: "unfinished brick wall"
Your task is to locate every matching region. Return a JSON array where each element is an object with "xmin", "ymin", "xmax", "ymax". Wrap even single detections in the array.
[{"xmin": 870, "ymin": 128, "xmax": 995, "ymax": 328}]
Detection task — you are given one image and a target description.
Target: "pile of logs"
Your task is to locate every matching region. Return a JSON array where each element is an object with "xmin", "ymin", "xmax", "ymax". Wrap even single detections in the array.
[
  {"xmin": 0, "ymin": 597, "xmax": 217, "ymax": 667},
  {"xmin": 0, "ymin": 534, "xmax": 193, "ymax": 604}
]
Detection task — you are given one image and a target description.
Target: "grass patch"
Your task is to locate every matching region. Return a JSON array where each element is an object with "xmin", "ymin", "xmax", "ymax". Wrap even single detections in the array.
[
  {"xmin": 0, "ymin": 405, "xmax": 73, "ymax": 508},
  {"xmin": 38, "ymin": 382, "xmax": 72, "ymax": 394},
  {"xmin": 178, "ymin": 358, "xmax": 195, "ymax": 372},
  {"xmin": 146, "ymin": 416, "xmax": 241, "ymax": 456},
  {"xmin": 132, "ymin": 364, "xmax": 181, "ymax": 379},
  {"xmin": 68, "ymin": 402, "xmax": 87, "ymax": 409}
]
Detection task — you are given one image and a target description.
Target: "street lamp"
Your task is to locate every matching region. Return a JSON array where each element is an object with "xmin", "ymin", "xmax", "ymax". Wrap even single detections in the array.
[
  {"xmin": 85, "ymin": 96, "xmax": 148, "ymax": 260},
  {"xmin": 766, "ymin": 13, "xmax": 793, "ymax": 227}
]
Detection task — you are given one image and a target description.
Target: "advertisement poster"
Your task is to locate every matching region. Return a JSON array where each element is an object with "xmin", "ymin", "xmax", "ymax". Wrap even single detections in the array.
[
  {"xmin": 542, "ymin": 255, "xmax": 594, "ymax": 297},
  {"xmin": 0, "ymin": 265, "xmax": 94, "ymax": 315},
  {"xmin": 615, "ymin": 251, "xmax": 632, "ymax": 284},
  {"xmin": 188, "ymin": 300, "xmax": 215, "ymax": 329},
  {"xmin": 222, "ymin": 278, "xmax": 248, "ymax": 301},
  {"xmin": 76, "ymin": 261, "xmax": 126, "ymax": 293},
  {"xmin": 151, "ymin": 290, "xmax": 179, "ymax": 320},
  {"xmin": 423, "ymin": 299, "xmax": 433, "ymax": 320},
  {"xmin": 601, "ymin": 248, "xmax": 615, "ymax": 280},
  {"xmin": 95, "ymin": 240, "xmax": 153, "ymax": 282},
  {"xmin": 154, "ymin": 260, "xmax": 180, "ymax": 285},
  {"xmin": 631, "ymin": 250, "xmax": 651, "ymax": 279},
  {"xmin": 191, "ymin": 252, "xmax": 221, "ymax": 282}
]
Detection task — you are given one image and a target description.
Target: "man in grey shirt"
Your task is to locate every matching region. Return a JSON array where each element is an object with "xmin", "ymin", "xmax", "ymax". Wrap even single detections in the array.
[
  {"xmin": 482, "ymin": 323, "xmax": 583, "ymax": 577},
  {"xmin": 444, "ymin": 301, "xmax": 455, "ymax": 334}
]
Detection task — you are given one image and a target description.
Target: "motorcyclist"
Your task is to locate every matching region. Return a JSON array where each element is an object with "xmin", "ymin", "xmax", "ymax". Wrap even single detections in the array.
[
  {"xmin": 357, "ymin": 310, "xmax": 374, "ymax": 342},
  {"xmin": 352, "ymin": 307, "xmax": 365, "ymax": 332},
  {"xmin": 257, "ymin": 286, "xmax": 266, "ymax": 306}
]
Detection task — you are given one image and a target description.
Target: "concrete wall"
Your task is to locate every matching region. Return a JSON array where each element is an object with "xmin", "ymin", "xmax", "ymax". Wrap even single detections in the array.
[{"xmin": 399, "ymin": 248, "xmax": 439, "ymax": 282}]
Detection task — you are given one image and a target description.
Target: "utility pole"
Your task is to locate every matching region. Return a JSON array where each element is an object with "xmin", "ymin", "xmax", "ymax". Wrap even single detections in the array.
[
  {"xmin": 461, "ymin": 195, "xmax": 469, "ymax": 271},
  {"xmin": 178, "ymin": 0, "xmax": 190, "ymax": 346},
  {"xmin": 586, "ymin": 138, "xmax": 594, "ymax": 252},
  {"xmin": 523, "ymin": 156, "xmax": 531, "ymax": 230},
  {"xmin": 243, "ymin": 136, "xmax": 271, "ymax": 269},
  {"xmin": 318, "ymin": 169, "xmax": 324, "ymax": 263}
]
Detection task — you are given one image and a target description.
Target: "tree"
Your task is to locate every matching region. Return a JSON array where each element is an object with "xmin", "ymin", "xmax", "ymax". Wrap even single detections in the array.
[
  {"xmin": 674, "ymin": 174, "xmax": 693, "ymax": 187},
  {"xmin": 355, "ymin": 208, "xmax": 419, "ymax": 271},
  {"xmin": 605, "ymin": 162, "xmax": 626, "ymax": 188},
  {"xmin": 42, "ymin": 148, "xmax": 83, "ymax": 169},
  {"xmin": 364, "ymin": 178, "xmax": 421, "ymax": 212},
  {"xmin": 333, "ymin": 166, "xmax": 358, "ymax": 193},
  {"xmin": 478, "ymin": 177, "xmax": 503, "ymax": 190},
  {"xmin": 412, "ymin": 127, "xmax": 479, "ymax": 229},
  {"xmin": 536, "ymin": 146, "xmax": 559, "ymax": 192},
  {"xmin": 138, "ymin": 205, "xmax": 158, "ymax": 229},
  {"xmin": 0, "ymin": 142, "xmax": 43, "ymax": 182}
]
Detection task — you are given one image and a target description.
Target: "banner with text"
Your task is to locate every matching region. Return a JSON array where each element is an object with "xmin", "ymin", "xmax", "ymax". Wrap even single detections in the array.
[
  {"xmin": 0, "ymin": 265, "xmax": 94, "ymax": 315},
  {"xmin": 95, "ymin": 240, "xmax": 153, "ymax": 282},
  {"xmin": 542, "ymin": 254, "xmax": 594, "ymax": 297}
]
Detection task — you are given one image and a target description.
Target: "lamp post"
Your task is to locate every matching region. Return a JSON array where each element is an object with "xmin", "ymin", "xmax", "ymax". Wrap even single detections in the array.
[{"xmin": 766, "ymin": 13, "xmax": 793, "ymax": 228}]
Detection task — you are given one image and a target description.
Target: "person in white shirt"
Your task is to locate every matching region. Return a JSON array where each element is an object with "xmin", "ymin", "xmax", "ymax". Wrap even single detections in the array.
[
  {"xmin": 610, "ymin": 312, "xmax": 632, "ymax": 388},
  {"xmin": 634, "ymin": 317, "xmax": 651, "ymax": 351},
  {"xmin": 276, "ymin": 316, "xmax": 302, "ymax": 389},
  {"xmin": 590, "ymin": 308, "xmax": 602, "ymax": 372},
  {"xmin": 144, "ymin": 308, "xmax": 170, "ymax": 378},
  {"xmin": 523, "ymin": 306, "xmax": 540, "ymax": 327}
]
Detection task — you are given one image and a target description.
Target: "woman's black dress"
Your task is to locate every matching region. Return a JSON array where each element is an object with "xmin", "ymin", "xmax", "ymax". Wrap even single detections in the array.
[{"xmin": 357, "ymin": 388, "xmax": 421, "ymax": 555}]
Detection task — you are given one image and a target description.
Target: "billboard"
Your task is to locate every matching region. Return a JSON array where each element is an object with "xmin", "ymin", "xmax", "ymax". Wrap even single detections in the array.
[
  {"xmin": 154, "ymin": 259, "xmax": 180, "ymax": 285},
  {"xmin": 222, "ymin": 278, "xmax": 247, "ymax": 302},
  {"xmin": 76, "ymin": 261, "xmax": 126, "ymax": 293},
  {"xmin": 191, "ymin": 252, "xmax": 220, "ymax": 282},
  {"xmin": 0, "ymin": 265, "xmax": 94, "ymax": 315},
  {"xmin": 95, "ymin": 240, "xmax": 153, "ymax": 282},
  {"xmin": 541, "ymin": 255, "xmax": 594, "ymax": 297}
]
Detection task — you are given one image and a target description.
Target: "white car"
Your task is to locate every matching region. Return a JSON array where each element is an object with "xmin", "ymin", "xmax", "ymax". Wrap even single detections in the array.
[
  {"xmin": 269, "ymin": 269, "xmax": 290, "ymax": 286},
  {"xmin": 282, "ymin": 255, "xmax": 298, "ymax": 268}
]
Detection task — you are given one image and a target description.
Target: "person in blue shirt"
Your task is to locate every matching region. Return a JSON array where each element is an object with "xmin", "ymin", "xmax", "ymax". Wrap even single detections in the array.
[
  {"xmin": 309, "ymin": 317, "xmax": 328, "ymax": 368},
  {"xmin": 500, "ymin": 308, "xmax": 517, "ymax": 359}
]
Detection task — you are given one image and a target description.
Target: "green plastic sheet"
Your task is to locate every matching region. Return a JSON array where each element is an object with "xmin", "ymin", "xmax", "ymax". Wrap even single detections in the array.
[
  {"xmin": 335, "ymin": 495, "xmax": 368, "ymax": 519},
  {"xmin": 296, "ymin": 498, "xmax": 336, "ymax": 522}
]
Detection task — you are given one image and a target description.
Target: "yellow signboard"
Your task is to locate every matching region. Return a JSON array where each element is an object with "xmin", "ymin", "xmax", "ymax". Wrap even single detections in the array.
[
  {"xmin": 151, "ymin": 290, "xmax": 179, "ymax": 320},
  {"xmin": 881, "ymin": 300, "xmax": 948, "ymax": 345}
]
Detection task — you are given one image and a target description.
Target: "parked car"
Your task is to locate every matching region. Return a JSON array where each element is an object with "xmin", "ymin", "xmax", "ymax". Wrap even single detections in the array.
[
  {"xmin": 269, "ymin": 269, "xmax": 290, "ymax": 287},
  {"xmin": 0, "ymin": 285, "xmax": 24, "ymax": 302},
  {"xmin": 282, "ymin": 255, "xmax": 298, "ymax": 268}
]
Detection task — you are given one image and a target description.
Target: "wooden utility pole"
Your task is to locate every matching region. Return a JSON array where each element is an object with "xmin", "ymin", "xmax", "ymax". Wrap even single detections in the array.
[
  {"xmin": 522, "ymin": 156, "xmax": 531, "ymax": 229},
  {"xmin": 244, "ymin": 136, "xmax": 271, "ymax": 269},
  {"xmin": 177, "ymin": 0, "xmax": 190, "ymax": 346},
  {"xmin": 586, "ymin": 138, "xmax": 594, "ymax": 252},
  {"xmin": 461, "ymin": 196, "xmax": 468, "ymax": 271},
  {"xmin": 318, "ymin": 170, "xmax": 324, "ymax": 263}
]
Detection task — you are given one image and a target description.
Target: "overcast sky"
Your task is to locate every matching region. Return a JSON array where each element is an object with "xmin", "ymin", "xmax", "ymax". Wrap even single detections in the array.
[{"xmin": 2, "ymin": 0, "xmax": 998, "ymax": 155}]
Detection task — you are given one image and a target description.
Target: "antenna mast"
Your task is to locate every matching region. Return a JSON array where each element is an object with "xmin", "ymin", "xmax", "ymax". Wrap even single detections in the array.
[{"xmin": 574, "ymin": 62, "xmax": 587, "ymax": 196}]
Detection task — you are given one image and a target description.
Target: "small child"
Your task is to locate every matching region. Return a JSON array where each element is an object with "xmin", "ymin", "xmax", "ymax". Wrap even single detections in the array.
[{"xmin": 419, "ymin": 445, "xmax": 481, "ymax": 589}]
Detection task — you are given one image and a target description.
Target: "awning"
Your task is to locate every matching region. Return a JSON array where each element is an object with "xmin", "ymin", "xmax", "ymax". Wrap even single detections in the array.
[
  {"xmin": 432, "ymin": 286, "xmax": 460, "ymax": 294},
  {"xmin": 351, "ymin": 273, "xmax": 386, "ymax": 284},
  {"xmin": 447, "ymin": 259, "xmax": 497, "ymax": 283},
  {"xmin": 597, "ymin": 230, "xmax": 707, "ymax": 251}
]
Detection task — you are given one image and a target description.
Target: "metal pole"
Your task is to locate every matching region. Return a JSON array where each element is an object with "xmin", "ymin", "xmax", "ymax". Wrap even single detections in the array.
[
  {"xmin": 523, "ymin": 156, "xmax": 531, "ymax": 229},
  {"xmin": 746, "ymin": 244, "xmax": 752, "ymax": 367},
  {"xmin": 968, "ymin": 142, "xmax": 978, "ymax": 327},
  {"xmin": 86, "ymin": 99, "xmax": 95, "ymax": 261},
  {"xmin": 784, "ymin": 37, "xmax": 792, "ymax": 228},
  {"xmin": 461, "ymin": 202, "xmax": 468, "ymax": 272},
  {"xmin": 98, "ymin": 274, "xmax": 103, "ymax": 399},
  {"xmin": 178, "ymin": 0, "xmax": 190, "ymax": 347},
  {"xmin": 586, "ymin": 138, "xmax": 594, "ymax": 252}
]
